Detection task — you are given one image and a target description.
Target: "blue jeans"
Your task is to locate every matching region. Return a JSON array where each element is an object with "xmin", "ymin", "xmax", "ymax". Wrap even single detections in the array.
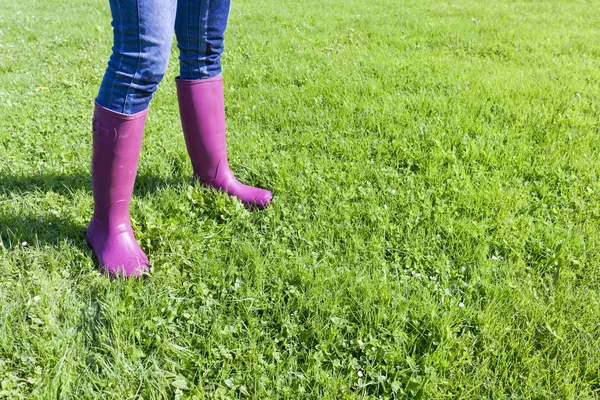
[{"xmin": 96, "ymin": 0, "xmax": 231, "ymax": 114}]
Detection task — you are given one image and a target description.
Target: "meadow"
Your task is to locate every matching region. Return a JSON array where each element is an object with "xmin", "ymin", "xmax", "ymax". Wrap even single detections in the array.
[{"xmin": 1, "ymin": 0, "xmax": 599, "ymax": 398}]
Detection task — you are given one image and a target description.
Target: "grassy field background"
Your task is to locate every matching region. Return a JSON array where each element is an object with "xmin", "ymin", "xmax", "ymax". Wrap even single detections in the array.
[{"xmin": 1, "ymin": 0, "xmax": 600, "ymax": 398}]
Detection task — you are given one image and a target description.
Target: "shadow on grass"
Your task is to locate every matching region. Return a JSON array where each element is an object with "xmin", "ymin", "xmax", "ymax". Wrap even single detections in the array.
[
  {"xmin": 0, "ymin": 214, "xmax": 87, "ymax": 250},
  {"xmin": 0, "ymin": 171, "xmax": 183, "ymax": 249},
  {"xmin": 0, "ymin": 171, "xmax": 181, "ymax": 197}
]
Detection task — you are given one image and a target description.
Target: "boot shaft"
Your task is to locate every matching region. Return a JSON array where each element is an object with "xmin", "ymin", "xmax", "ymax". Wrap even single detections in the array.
[
  {"xmin": 91, "ymin": 103, "xmax": 147, "ymax": 225},
  {"xmin": 176, "ymin": 75, "xmax": 228, "ymax": 181}
]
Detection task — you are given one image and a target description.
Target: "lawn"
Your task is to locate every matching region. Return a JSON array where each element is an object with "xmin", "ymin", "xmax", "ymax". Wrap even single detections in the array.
[{"xmin": 1, "ymin": 0, "xmax": 599, "ymax": 398}]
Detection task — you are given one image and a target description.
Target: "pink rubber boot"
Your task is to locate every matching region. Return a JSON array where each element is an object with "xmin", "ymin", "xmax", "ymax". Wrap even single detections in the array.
[
  {"xmin": 176, "ymin": 76, "xmax": 272, "ymax": 208},
  {"xmin": 86, "ymin": 102, "xmax": 150, "ymax": 277}
]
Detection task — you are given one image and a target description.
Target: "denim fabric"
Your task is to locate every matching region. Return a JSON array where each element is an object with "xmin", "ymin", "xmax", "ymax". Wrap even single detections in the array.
[{"xmin": 96, "ymin": 0, "xmax": 231, "ymax": 114}]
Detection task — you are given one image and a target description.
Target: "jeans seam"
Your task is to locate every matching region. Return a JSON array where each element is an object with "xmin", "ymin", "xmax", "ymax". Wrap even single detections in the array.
[
  {"xmin": 107, "ymin": 0, "xmax": 124, "ymax": 112},
  {"xmin": 123, "ymin": 0, "xmax": 143, "ymax": 114},
  {"xmin": 184, "ymin": 0, "xmax": 190, "ymax": 78},
  {"xmin": 204, "ymin": 1, "xmax": 211, "ymax": 76},
  {"xmin": 206, "ymin": 0, "xmax": 211, "ymax": 76},
  {"xmin": 194, "ymin": 0, "xmax": 200, "ymax": 77}
]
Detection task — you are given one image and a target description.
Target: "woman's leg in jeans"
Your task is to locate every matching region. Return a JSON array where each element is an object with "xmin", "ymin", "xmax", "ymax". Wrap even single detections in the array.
[
  {"xmin": 174, "ymin": 0, "xmax": 273, "ymax": 208},
  {"xmin": 88, "ymin": 0, "xmax": 176, "ymax": 276},
  {"xmin": 97, "ymin": 0, "xmax": 177, "ymax": 113},
  {"xmin": 175, "ymin": 0, "xmax": 230, "ymax": 80}
]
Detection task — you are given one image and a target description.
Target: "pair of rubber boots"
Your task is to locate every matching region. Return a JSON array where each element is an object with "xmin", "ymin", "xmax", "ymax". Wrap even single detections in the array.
[{"xmin": 86, "ymin": 76, "xmax": 272, "ymax": 277}]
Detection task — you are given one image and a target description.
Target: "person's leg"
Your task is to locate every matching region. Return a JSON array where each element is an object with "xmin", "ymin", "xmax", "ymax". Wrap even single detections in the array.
[
  {"xmin": 88, "ymin": 0, "xmax": 176, "ymax": 277},
  {"xmin": 175, "ymin": 0, "xmax": 230, "ymax": 80},
  {"xmin": 87, "ymin": 105, "xmax": 149, "ymax": 277},
  {"xmin": 97, "ymin": 0, "xmax": 177, "ymax": 113},
  {"xmin": 174, "ymin": 0, "xmax": 272, "ymax": 208}
]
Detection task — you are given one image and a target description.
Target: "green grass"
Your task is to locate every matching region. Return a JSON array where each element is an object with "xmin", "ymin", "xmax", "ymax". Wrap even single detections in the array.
[{"xmin": 1, "ymin": 0, "xmax": 600, "ymax": 398}]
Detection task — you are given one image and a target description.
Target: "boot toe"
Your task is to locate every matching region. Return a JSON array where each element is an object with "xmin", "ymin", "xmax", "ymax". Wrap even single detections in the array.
[
  {"xmin": 101, "ymin": 253, "xmax": 150, "ymax": 278},
  {"xmin": 252, "ymin": 190, "xmax": 273, "ymax": 208},
  {"xmin": 88, "ymin": 228, "xmax": 150, "ymax": 278}
]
